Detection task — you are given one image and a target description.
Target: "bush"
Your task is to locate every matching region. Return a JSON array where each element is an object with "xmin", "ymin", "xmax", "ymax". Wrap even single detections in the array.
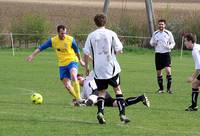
[
  {"xmin": 72, "ymin": 18, "xmax": 93, "ymax": 48},
  {"xmin": 0, "ymin": 23, "xmax": 5, "ymax": 47},
  {"xmin": 11, "ymin": 14, "xmax": 52, "ymax": 48}
]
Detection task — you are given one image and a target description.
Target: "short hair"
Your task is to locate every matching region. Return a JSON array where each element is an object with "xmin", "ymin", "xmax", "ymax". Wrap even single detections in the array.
[
  {"xmin": 184, "ymin": 33, "xmax": 195, "ymax": 43},
  {"xmin": 94, "ymin": 14, "xmax": 107, "ymax": 27},
  {"xmin": 77, "ymin": 74, "xmax": 83, "ymax": 77},
  {"xmin": 57, "ymin": 25, "xmax": 66, "ymax": 32},
  {"xmin": 158, "ymin": 19, "xmax": 166, "ymax": 24}
]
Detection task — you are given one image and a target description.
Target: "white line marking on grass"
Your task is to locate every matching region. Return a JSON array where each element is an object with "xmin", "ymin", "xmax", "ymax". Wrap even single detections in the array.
[{"xmin": 15, "ymin": 87, "xmax": 35, "ymax": 95}]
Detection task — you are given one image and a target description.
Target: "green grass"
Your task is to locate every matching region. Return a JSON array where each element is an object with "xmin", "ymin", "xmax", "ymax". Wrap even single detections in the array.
[{"xmin": 0, "ymin": 49, "xmax": 199, "ymax": 136}]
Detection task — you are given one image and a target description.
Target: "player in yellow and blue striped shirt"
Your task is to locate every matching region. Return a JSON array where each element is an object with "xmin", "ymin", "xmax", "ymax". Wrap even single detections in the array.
[{"xmin": 26, "ymin": 25, "xmax": 85, "ymax": 105}]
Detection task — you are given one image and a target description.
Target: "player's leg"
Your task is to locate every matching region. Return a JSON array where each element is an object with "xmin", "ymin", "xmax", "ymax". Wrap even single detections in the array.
[
  {"xmin": 165, "ymin": 67, "xmax": 172, "ymax": 93},
  {"xmin": 69, "ymin": 62, "xmax": 81, "ymax": 99},
  {"xmin": 104, "ymin": 92, "xmax": 115, "ymax": 107},
  {"xmin": 62, "ymin": 78, "xmax": 77, "ymax": 100},
  {"xmin": 157, "ymin": 70, "xmax": 164, "ymax": 93},
  {"xmin": 155, "ymin": 53, "xmax": 164, "ymax": 93},
  {"xmin": 95, "ymin": 79, "xmax": 108, "ymax": 124},
  {"xmin": 123, "ymin": 94, "xmax": 150, "ymax": 107},
  {"xmin": 59, "ymin": 66, "xmax": 77, "ymax": 99},
  {"xmin": 185, "ymin": 78, "xmax": 200, "ymax": 111},
  {"xmin": 110, "ymin": 74, "xmax": 130, "ymax": 123},
  {"xmin": 165, "ymin": 52, "xmax": 173, "ymax": 93}
]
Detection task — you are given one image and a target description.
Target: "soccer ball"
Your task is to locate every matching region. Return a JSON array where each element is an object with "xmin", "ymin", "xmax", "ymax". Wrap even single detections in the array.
[{"xmin": 31, "ymin": 93, "xmax": 43, "ymax": 104}]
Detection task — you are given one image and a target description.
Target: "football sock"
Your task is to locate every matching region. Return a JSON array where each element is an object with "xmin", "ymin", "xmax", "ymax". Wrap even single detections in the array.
[
  {"xmin": 157, "ymin": 76, "xmax": 163, "ymax": 90},
  {"xmin": 166, "ymin": 75, "xmax": 172, "ymax": 90},
  {"xmin": 192, "ymin": 88, "xmax": 199, "ymax": 107},
  {"xmin": 68, "ymin": 86, "xmax": 77, "ymax": 99},
  {"xmin": 116, "ymin": 94, "xmax": 126, "ymax": 115},
  {"xmin": 72, "ymin": 80, "xmax": 81, "ymax": 99},
  {"xmin": 125, "ymin": 95, "xmax": 143, "ymax": 106},
  {"xmin": 97, "ymin": 97, "xmax": 105, "ymax": 114}
]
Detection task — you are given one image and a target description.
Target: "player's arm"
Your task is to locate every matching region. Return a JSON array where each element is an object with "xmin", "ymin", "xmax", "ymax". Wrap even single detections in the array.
[
  {"xmin": 83, "ymin": 35, "xmax": 92, "ymax": 75},
  {"xmin": 168, "ymin": 32, "xmax": 175, "ymax": 49},
  {"xmin": 187, "ymin": 69, "xmax": 200, "ymax": 83},
  {"xmin": 113, "ymin": 33, "xmax": 123, "ymax": 55},
  {"xmin": 188, "ymin": 51, "xmax": 200, "ymax": 82},
  {"xmin": 150, "ymin": 33, "xmax": 157, "ymax": 47},
  {"xmin": 26, "ymin": 39, "xmax": 52, "ymax": 62},
  {"xmin": 72, "ymin": 38, "xmax": 85, "ymax": 67}
]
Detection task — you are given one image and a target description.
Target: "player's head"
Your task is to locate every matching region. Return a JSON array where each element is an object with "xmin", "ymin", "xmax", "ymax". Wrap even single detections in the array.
[
  {"xmin": 57, "ymin": 25, "xmax": 67, "ymax": 40},
  {"xmin": 158, "ymin": 19, "xmax": 166, "ymax": 31},
  {"xmin": 77, "ymin": 74, "xmax": 85, "ymax": 86},
  {"xmin": 94, "ymin": 13, "xmax": 107, "ymax": 27},
  {"xmin": 184, "ymin": 33, "xmax": 195, "ymax": 49}
]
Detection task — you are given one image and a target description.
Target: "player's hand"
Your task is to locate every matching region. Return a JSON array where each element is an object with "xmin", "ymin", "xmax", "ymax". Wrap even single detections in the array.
[
  {"xmin": 85, "ymin": 67, "xmax": 90, "ymax": 76},
  {"xmin": 79, "ymin": 59, "xmax": 85, "ymax": 67},
  {"xmin": 26, "ymin": 55, "xmax": 34, "ymax": 62},
  {"xmin": 187, "ymin": 76, "xmax": 193, "ymax": 83}
]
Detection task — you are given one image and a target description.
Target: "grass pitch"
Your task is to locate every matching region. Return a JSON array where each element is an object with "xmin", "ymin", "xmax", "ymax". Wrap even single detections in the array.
[{"xmin": 0, "ymin": 48, "xmax": 199, "ymax": 136}]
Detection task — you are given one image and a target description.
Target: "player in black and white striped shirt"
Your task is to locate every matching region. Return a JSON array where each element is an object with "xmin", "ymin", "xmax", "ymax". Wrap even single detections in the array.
[{"xmin": 150, "ymin": 19, "xmax": 175, "ymax": 94}]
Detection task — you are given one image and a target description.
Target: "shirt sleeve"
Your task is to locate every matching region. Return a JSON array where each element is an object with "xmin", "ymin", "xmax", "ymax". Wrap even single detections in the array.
[
  {"xmin": 38, "ymin": 39, "xmax": 52, "ymax": 51},
  {"xmin": 150, "ymin": 33, "xmax": 157, "ymax": 47},
  {"xmin": 168, "ymin": 32, "xmax": 175, "ymax": 49},
  {"xmin": 193, "ymin": 50, "xmax": 200, "ymax": 69},
  {"xmin": 112, "ymin": 32, "xmax": 123, "ymax": 52},
  {"xmin": 72, "ymin": 38, "xmax": 80, "ymax": 53},
  {"xmin": 83, "ymin": 35, "xmax": 92, "ymax": 55}
]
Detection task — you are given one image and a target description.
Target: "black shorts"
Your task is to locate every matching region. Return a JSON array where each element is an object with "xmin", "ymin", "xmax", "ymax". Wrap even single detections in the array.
[
  {"xmin": 155, "ymin": 52, "xmax": 171, "ymax": 70},
  {"xmin": 94, "ymin": 74, "xmax": 120, "ymax": 90},
  {"xmin": 92, "ymin": 90, "xmax": 115, "ymax": 107},
  {"xmin": 197, "ymin": 73, "xmax": 200, "ymax": 80}
]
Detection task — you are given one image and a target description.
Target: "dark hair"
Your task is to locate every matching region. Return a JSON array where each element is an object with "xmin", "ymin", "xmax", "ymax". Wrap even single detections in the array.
[
  {"xmin": 57, "ymin": 25, "xmax": 66, "ymax": 32},
  {"xmin": 94, "ymin": 14, "xmax": 107, "ymax": 27},
  {"xmin": 184, "ymin": 33, "xmax": 195, "ymax": 43},
  {"xmin": 158, "ymin": 19, "xmax": 166, "ymax": 24},
  {"xmin": 77, "ymin": 74, "xmax": 83, "ymax": 77}
]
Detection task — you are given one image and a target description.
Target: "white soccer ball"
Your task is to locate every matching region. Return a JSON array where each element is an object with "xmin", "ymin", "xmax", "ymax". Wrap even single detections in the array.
[{"xmin": 31, "ymin": 93, "xmax": 43, "ymax": 104}]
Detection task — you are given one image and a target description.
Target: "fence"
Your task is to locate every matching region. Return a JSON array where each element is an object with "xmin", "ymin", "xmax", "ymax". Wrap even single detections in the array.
[
  {"xmin": 0, "ymin": 33, "xmax": 185, "ymax": 57},
  {"xmin": 0, "ymin": 33, "xmax": 151, "ymax": 48}
]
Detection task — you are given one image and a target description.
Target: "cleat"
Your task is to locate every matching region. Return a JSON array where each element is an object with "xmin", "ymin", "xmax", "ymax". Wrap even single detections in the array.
[
  {"xmin": 120, "ymin": 115, "xmax": 130, "ymax": 124},
  {"xmin": 167, "ymin": 89, "xmax": 173, "ymax": 94},
  {"xmin": 97, "ymin": 113, "xmax": 106, "ymax": 124},
  {"xmin": 156, "ymin": 89, "xmax": 164, "ymax": 94},
  {"xmin": 142, "ymin": 95, "xmax": 150, "ymax": 107},
  {"xmin": 72, "ymin": 99, "xmax": 86, "ymax": 106},
  {"xmin": 185, "ymin": 105, "xmax": 198, "ymax": 111}
]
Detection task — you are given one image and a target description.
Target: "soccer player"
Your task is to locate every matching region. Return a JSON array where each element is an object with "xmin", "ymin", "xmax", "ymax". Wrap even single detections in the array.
[
  {"xmin": 26, "ymin": 25, "xmax": 85, "ymax": 105},
  {"xmin": 184, "ymin": 33, "xmax": 200, "ymax": 111},
  {"xmin": 150, "ymin": 19, "xmax": 175, "ymax": 94},
  {"xmin": 83, "ymin": 13, "xmax": 130, "ymax": 124},
  {"xmin": 77, "ymin": 72, "xmax": 150, "ymax": 108}
]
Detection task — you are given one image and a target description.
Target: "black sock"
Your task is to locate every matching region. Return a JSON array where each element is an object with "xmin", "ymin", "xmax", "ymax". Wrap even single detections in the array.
[
  {"xmin": 116, "ymin": 94, "xmax": 126, "ymax": 115},
  {"xmin": 166, "ymin": 75, "xmax": 172, "ymax": 90},
  {"xmin": 157, "ymin": 76, "xmax": 163, "ymax": 90},
  {"xmin": 97, "ymin": 97, "xmax": 105, "ymax": 114},
  {"xmin": 192, "ymin": 88, "xmax": 199, "ymax": 107},
  {"xmin": 125, "ymin": 95, "xmax": 144, "ymax": 107}
]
